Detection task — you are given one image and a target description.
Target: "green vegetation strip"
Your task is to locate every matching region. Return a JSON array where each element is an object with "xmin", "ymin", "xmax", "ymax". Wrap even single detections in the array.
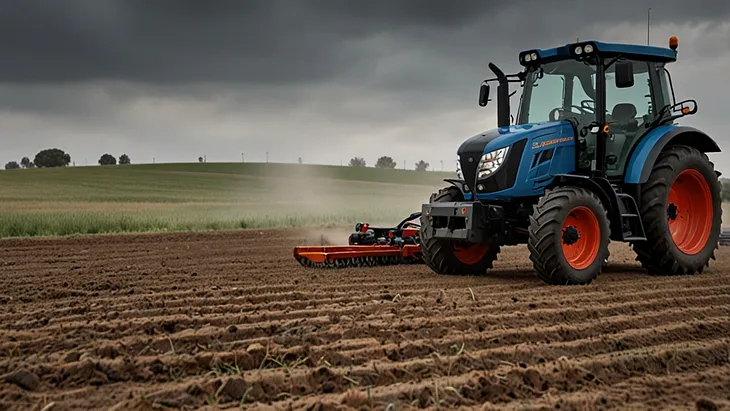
[
  {"xmin": 0, "ymin": 163, "xmax": 451, "ymax": 238},
  {"xmin": 5, "ymin": 163, "xmax": 725, "ymax": 239}
]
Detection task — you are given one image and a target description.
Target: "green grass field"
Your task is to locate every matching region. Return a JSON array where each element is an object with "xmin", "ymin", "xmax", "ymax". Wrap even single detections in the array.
[
  {"xmin": 0, "ymin": 163, "xmax": 453, "ymax": 238},
  {"xmin": 2, "ymin": 162, "xmax": 728, "ymax": 239}
]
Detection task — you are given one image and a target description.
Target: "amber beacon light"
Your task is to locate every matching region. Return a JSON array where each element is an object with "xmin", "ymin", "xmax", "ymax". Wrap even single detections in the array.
[{"xmin": 669, "ymin": 36, "xmax": 678, "ymax": 50}]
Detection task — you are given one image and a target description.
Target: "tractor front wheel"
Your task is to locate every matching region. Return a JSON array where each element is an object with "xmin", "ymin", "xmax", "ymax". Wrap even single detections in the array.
[
  {"xmin": 632, "ymin": 145, "xmax": 721, "ymax": 275},
  {"xmin": 419, "ymin": 186, "xmax": 500, "ymax": 275},
  {"xmin": 528, "ymin": 186, "xmax": 611, "ymax": 285}
]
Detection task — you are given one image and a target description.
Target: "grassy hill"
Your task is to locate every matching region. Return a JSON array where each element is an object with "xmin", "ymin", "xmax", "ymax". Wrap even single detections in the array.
[{"xmin": 0, "ymin": 163, "xmax": 454, "ymax": 238}]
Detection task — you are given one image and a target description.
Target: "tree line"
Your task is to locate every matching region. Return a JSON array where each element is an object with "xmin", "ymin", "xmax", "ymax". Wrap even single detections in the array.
[
  {"xmin": 5, "ymin": 149, "xmax": 730, "ymax": 200},
  {"xmin": 5, "ymin": 150, "xmax": 431, "ymax": 171},
  {"xmin": 4, "ymin": 149, "xmax": 131, "ymax": 170},
  {"xmin": 349, "ymin": 156, "xmax": 431, "ymax": 172}
]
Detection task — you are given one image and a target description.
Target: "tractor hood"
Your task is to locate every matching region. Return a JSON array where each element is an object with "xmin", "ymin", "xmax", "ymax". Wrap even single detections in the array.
[{"xmin": 457, "ymin": 121, "xmax": 569, "ymax": 194}]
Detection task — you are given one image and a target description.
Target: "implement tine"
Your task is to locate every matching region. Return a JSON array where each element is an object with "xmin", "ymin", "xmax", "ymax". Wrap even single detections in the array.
[{"xmin": 293, "ymin": 244, "xmax": 422, "ymax": 269}]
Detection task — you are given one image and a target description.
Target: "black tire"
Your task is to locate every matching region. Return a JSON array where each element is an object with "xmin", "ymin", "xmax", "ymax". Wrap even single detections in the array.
[
  {"xmin": 631, "ymin": 145, "xmax": 721, "ymax": 275},
  {"xmin": 419, "ymin": 186, "xmax": 500, "ymax": 275},
  {"xmin": 528, "ymin": 186, "xmax": 611, "ymax": 285}
]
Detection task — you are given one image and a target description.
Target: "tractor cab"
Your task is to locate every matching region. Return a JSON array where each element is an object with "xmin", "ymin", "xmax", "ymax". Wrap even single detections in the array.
[{"xmin": 477, "ymin": 38, "xmax": 691, "ymax": 183}]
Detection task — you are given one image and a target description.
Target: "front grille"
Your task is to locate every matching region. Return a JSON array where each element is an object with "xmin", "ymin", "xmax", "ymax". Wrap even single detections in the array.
[{"xmin": 458, "ymin": 151, "xmax": 482, "ymax": 193}]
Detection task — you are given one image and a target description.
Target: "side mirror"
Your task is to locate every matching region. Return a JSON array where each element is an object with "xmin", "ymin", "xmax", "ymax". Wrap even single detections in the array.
[
  {"xmin": 671, "ymin": 99, "xmax": 698, "ymax": 116},
  {"xmin": 478, "ymin": 83, "xmax": 490, "ymax": 107},
  {"xmin": 615, "ymin": 60, "xmax": 634, "ymax": 88}
]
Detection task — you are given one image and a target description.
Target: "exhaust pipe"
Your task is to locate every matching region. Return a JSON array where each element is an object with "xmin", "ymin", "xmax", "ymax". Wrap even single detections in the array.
[{"xmin": 489, "ymin": 63, "xmax": 510, "ymax": 128}]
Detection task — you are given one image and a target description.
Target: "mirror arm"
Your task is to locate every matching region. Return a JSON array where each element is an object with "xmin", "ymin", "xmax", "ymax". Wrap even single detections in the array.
[
  {"xmin": 482, "ymin": 71, "xmax": 526, "ymax": 85},
  {"xmin": 605, "ymin": 54, "xmax": 624, "ymax": 69},
  {"xmin": 506, "ymin": 72, "xmax": 525, "ymax": 81},
  {"xmin": 654, "ymin": 114, "xmax": 683, "ymax": 127},
  {"xmin": 646, "ymin": 100, "xmax": 697, "ymax": 129}
]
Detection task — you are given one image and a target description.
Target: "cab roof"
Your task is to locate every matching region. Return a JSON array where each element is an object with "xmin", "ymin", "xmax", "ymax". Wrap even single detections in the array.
[{"xmin": 520, "ymin": 40, "xmax": 678, "ymax": 66}]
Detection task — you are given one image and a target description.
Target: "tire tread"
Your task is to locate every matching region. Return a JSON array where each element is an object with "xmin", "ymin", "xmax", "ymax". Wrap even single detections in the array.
[
  {"xmin": 528, "ymin": 186, "xmax": 611, "ymax": 285},
  {"xmin": 419, "ymin": 187, "xmax": 500, "ymax": 276},
  {"xmin": 631, "ymin": 145, "xmax": 721, "ymax": 275}
]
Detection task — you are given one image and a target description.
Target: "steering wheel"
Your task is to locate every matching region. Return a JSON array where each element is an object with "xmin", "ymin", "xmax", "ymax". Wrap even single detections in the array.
[
  {"xmin": 579, "ymin": 99, "xmax": 596, "ymax": 113},
  {"xmin": 569, "ymin": 101, "xmax": 595, "ymax": 115},
  {"xmin": 549, "ymin": 107, "xmax": 566, "ymax": 121},
  {"xmin": 550, "ymin": 100, "xmax": 596, "ymax": 121}
]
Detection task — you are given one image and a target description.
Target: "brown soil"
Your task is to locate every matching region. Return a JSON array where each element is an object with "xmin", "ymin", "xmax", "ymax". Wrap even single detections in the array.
[{"xmin": 1, "ymin": 229, "xmax": 729, "ymax": 410}]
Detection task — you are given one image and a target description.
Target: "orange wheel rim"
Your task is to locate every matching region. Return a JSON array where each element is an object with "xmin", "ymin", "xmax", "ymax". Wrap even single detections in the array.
[
  {"xmin": 561, "ymin": 206, "xmax": 600, "ymax": 270},
  {"xmin": 667, "ymin": 169, "xmax": 713, "ymax": 255},
  {"xmin": 453, "ymin": 242, "xmax": 489, "ymax": 265}
]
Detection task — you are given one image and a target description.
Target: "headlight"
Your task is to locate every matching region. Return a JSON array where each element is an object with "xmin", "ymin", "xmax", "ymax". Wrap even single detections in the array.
[
  {"xmin": 456, "ymin": 157, "xmax": 463, "ymax": 180},
  {"xmin": 583, "ymin": 44, "xmax": 594, "ymax": 53},
  {"xmin": 477, "ymin": 146, "xmax": 509, "ymax": 179}
]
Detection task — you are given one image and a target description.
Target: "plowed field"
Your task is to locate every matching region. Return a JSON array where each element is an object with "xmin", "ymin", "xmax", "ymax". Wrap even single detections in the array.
[{"xmin": 1, "ymin": 229, "xmax": 729, "ymax": 410}]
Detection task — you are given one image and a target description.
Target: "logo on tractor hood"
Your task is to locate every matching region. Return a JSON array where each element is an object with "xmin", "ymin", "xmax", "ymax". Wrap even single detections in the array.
[
  {"xmin": 457, "ymin": 122, "xmax": 566, "ymax": 157},
  {"xmin": 531, "ymin": 136, "xmax": 573, "ymax": 150}
]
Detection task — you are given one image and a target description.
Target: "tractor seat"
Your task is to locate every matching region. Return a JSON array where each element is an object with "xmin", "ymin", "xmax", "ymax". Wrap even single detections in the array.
[
  {"xmin": 605, "ymin": 103, "xmax": 639, "ymax": 172},
  {"xmin": 610, "ymin": 103, "xmax": 639, "ymax": 132}
]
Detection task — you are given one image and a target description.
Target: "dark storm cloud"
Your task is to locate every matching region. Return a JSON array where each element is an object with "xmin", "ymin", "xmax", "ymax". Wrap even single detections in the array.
[
  {"xmin": 0, "ymin": 0, "xmax": 481, "ymax": 84},
  {"xmin": 1, "ymin": 0, "xmax": 728, "ymax": 85},
  {"xmin": 1, "ymin": 0, "xmax": 729, "ymax": 172}
]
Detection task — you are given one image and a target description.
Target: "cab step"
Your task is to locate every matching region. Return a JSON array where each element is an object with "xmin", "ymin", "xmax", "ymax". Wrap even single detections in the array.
[{"xmin": 616, "ymin": 192, "xmax": 646, "ymax": 241}]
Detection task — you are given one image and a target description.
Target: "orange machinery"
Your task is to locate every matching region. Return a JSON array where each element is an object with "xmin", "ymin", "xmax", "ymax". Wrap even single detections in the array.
[{"xmin": 293, "ymin": 212, "xmax": 423, "ymax": 268}]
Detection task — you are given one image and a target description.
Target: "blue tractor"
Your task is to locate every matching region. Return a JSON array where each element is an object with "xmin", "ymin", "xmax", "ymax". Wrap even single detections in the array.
[{"xmin": 419, "ymin": 36, "xmax": 723, "ymax": 285}]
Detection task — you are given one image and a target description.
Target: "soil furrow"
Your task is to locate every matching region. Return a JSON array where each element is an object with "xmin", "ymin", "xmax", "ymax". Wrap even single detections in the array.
[
  {"xmin": 2, "ymin": 229, "xmax": 728, "ymax": 411},
  {"xmin": 5, "ymin": 278, "xmax": 730, "ymax": 330},
  {"xmin": 88, "ymin": 333, "xmax": 730, "ymax": 410},
  {"xmin": 6, "ymin": 315, "xmax": 727, "ymax": 406},
  {"xmin": 495, "ymin": 363, "xmax": 730, "ymax": 410},
  {"xmin": 3, "ymin": 292, "xmax": 729, "ymax": 364},
  {"xmin": 275, "ymin": 337, "xmax": 730, "ymax": 410}
]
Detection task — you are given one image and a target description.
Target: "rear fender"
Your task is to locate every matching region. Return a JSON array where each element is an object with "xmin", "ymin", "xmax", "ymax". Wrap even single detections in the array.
[
  {"xmin": 624, "ymin": 125, "xmax": 721, "ymax": 184},
  {"xmin": 547, "ymin": 174, "xmax": 624, "ymax": 241}
]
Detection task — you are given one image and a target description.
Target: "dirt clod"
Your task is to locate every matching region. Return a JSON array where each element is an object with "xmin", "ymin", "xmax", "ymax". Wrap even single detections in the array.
[
  {"xmin": 697, "ymin": 398, "xmax": 719, "ymax": 411},
  {"xmin": 246, "ymin": 343, "xmax": 266, "ymax": 354},
  {"xmin": 3, "ymin": 368, "xmax": 40, "ymax": 391},
  {"xmin": 216, "ymin": 377, "xmax": 248, "ymax": 402}
]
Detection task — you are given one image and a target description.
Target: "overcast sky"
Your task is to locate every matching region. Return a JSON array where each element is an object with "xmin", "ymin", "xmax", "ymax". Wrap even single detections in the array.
[{"xmin": 1, "ymin": 0, "xmax": 728, "ymax": 172}]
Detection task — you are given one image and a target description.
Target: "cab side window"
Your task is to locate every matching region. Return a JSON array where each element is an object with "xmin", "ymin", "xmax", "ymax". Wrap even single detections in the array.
[
  {"xmin": 606, "ymin": 62, "xmax": 652, "ymax": 128},
  {"xmin": 604, "ymin": 61, "xmax": 653, "ymax": 176}
]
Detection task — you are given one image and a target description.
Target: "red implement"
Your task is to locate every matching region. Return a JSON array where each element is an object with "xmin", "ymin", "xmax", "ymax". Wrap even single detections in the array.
[
  {"xmin": 294, "ymin": 244, "xmax": 422, "ymax": 268},
  {"xmin": 293, "ymin": 212, "xmax": 423, "ymax": 268}
]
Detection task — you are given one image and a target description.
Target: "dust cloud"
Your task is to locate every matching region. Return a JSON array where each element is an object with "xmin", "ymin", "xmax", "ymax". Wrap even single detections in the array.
[{"xmin": 237, "ymin": 163, "xmax": 439, "ymax": 245}]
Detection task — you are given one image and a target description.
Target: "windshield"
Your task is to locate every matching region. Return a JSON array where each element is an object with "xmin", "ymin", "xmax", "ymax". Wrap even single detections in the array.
[
  {"xmin": 516, "ymin": 57, "xmax": 661, "ymax": 178},
  {"xmin": 517, "ymin": 59, "xmax": 597, "ymax": 126}
]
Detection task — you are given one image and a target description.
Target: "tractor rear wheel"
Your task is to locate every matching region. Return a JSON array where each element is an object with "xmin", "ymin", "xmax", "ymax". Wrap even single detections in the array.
[
  {"xmin": 419, "ymin": 186, "xmax": 500, "ymax": 275},
  {"xmin": 632, "ymin": 145, "xmax": 721, "ymax": 275},
  {"xmin": 528, "ymin": 186, "xmax": 610, "ymax": 285}
]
